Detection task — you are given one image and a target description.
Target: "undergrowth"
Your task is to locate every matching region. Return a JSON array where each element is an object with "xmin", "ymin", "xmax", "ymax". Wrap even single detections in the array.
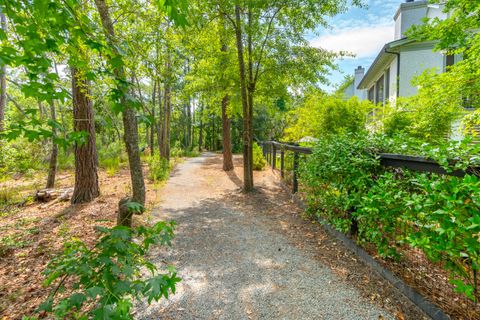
[{"xmin": 300, "ymin": 132, "xmax": 480, "ymax": 301}]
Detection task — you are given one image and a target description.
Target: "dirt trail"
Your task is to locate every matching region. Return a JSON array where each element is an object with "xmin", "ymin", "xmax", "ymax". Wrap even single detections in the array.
[{"xmin": 136, "ymin": 153, "xmax": 427, "ymax": 320}]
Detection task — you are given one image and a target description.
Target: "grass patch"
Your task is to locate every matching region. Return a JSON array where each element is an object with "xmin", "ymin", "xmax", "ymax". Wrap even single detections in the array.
[{"xmin": 0, "ymin": 233, "xmax": 32, "ymax": 256}]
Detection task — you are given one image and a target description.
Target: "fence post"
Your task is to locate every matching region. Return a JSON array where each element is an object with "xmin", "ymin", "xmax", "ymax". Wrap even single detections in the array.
[
  {"xmin": 293, "ymin": 152, "xmax": 299, "ymax": 193},
  {"xmin": 267, "ymin": 143, "xmax": 271, "ymax": 164},
  {"xmin": 272, "ymin": 143, "xmax": 276, "ymax": 169},
  {"xmin": 280, "ymin": 149, "xmax": 285, "ymax": 178}
]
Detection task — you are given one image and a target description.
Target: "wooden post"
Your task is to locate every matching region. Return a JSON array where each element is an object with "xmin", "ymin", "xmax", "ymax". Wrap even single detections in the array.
[
  {"xmin": 280, "ymin": 149, "xmax": 284, "ymax": 178},
  {"xmin": 272, "ymin": 143, "xmax": 276, "ymax": 169},
  {"xmin": 267, "ymin": 143, "xmax": 271, "ymax": 164},
  {"xmin": 293, "ymin": 152, "xmax": 299, "ymax": 193}
]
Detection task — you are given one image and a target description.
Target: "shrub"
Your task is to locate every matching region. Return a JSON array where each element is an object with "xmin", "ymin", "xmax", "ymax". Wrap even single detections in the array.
[
  {"xmin": 147, "ymin": 155, "xmax": 171, "ymax": 182},
  {"xmin": 284, "ymin": 92, "xmax": 371, "ymax": 142},
  {"xmin": 253, "ymin": 142, "xmax": 266, "ymax": 170},
  {"xmin": 36, "ymin": 221, "xmax": 180, "ymax": 319},
  {"xmin": 0, "ymin": 139, "xmax": 46, "ymax": 176},
  {"xmin": 98, "ymin": 141, "xmax": 127, "ymax": 171},
  {"xmin": 102, "ymin": 157, "xmax": 121, "ymax": 177},
  {"xmin": 171, "ymin": 141, "xmax": 200, "ymax": 158},
  {"xmin": 380, "ymin": 71, "xmax": 463, "ymax": 142},
  {"xmin": 300, "ymin": 133, "xmax": 480, "ymax": 300}
]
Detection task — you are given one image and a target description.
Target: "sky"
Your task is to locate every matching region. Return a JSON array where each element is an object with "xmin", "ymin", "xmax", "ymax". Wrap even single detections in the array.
[{"xmin": 309, "ymin": 0, "xmax": 404, "ymax": 92}]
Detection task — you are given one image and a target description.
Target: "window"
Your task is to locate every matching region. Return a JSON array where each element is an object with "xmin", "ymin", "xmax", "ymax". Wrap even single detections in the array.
[
  {"xmin": 445, "ymin": 54, "xmax": 455, "ymax": 71},
  {"xmin": 376, "ymin": 75, "xmax": 384, "ymax": 104},
  {"xmin": 385, "ymin": 68, "xmax": 390, "ymax": 101},
  {"xmin": 368, "ymin": 86, "xmax": 375, "ymax": 103}
]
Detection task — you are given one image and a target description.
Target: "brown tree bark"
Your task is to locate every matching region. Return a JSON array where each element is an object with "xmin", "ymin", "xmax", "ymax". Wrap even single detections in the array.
[
  {"xmin": 221, "ymin": 95, "xmax": 234, "ymax": 171},
  {"xmin": 150, "ymin": 81, "xmax": 156, "ymax": 156},
  {"xmin": 94, "ymin": 0, "xmax": 145, "ymax": 211},
  {"xmin": 161, "ymin": 52, "xmax": 172, "ymax": 160},
  {"xmin": 187, "ymin": 100, "xmax": 192, "ymax": 149},
  {"xmin": 234, "ymin": 5, "xmax": 253, "ymax": 192},
  {"xmin": 46, "ymin": 101, "xmax": 58, "ymax": 189},
  {"xmin": 198, "ymin": 104, "xmax": 203, "ymax": 152},
  {"xmin": 246, "ymin": 7, "xmax": 254, "ymax": 187},
  {"xmin": 220, "ymin": 16, "xmax": 234, "ymax": 171},
  {"xmin": 71, "ymin": 67, "xmax": 100, "ymax": 203},
  {"xmin": 156, "ymin": 89, "xmax": 163, "ymax": 156},
  {"xmin": 0, "ymin": 13, "xmax": 6, "ymax": 133}
]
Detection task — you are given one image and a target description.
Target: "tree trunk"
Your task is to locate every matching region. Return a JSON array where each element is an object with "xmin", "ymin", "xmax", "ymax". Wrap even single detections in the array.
[
  {"xmin": 46, "ymin": 101, "xmax": 58, "ymax": 189},
  {"xmin": 234, "ymin": 5, "xmax": 253, "ymax": 192},
  {"xmin": 192, "ymin": 103, "xmax": 195, "ymax": 150},
  {"xmin": 187, "ymin": 100, "xmax": 192, "ymax": 149},
  {"xmin": 220, "ymin": 17, "xmax": 233, "ymax": 171},
  {"xmin": 0, "ymin": 13, "xmax": 6, "ymax": 133},
  {"xmin": 156, "ymin": 81, "xmax": 163, "ymax": 156},
  {"xmin": 161, "ymin": 52, "xmax": 172, "ymax": 160},
  {"xmin": 221, "ymin": 95, "xmax": 233, "ymax": 171},
  {"xmin": 150, "ymin": 81, "xmax": 156, "ymax": 156},
  {"xmin": 71, "ymin": 67, "xmax": 100, "ymax": 203},
  {"xmin": 247, "ymin": 7, "xmax": 254, "ymax": 188},
  {"xmin": 198, "ymin": 104, "xmax": 203, "ymax": 152},
  {"xmin": 94, "ymin": 0, "xmax": 145, "ymax": 212}
]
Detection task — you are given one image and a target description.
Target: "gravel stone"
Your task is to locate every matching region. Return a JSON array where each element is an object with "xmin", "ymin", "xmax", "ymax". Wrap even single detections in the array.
[{"xmin": 135, "ymin": 153, "xmax": 398, "ymax": 320}]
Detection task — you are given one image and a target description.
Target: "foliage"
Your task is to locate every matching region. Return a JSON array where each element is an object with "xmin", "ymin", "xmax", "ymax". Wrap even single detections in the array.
[
  {"xmin": 252, "ymin": 142, "xmax": 266, "ymax": 171},
  {"xmin": 284, "ymin": 91, "xmax": 371, "ymax": 142},
  {"xmin": 380, "ymin": 72, "xmax": 463, "ymax": 141},
  {"xmin": 299, "ymin": 133, "xmax": 381, "ymax": 232},
  {"xmin": 0, "ymin": 139, "xmax": 47, "ymax": 176},
  {"xmin": 335, "ymin": 75, "xmax": 354, "ymax": 96},
  {"xmin": 397, "ymin": 0, "xmax": 480, "ymax": 142},
  {"xmin": 147, "ymin": 155, "xmax": 171, "ymax": 182},
  {"xmin": 37, "ymin": 221, "xmax": 180, "ymax": 319},
  {"xmin": 170, "ymin": 141, "xmax": 200, "ymax": 158},
  {"xmin": 300, "ymin": 132, "xmax": 480, "ymax": 300}
]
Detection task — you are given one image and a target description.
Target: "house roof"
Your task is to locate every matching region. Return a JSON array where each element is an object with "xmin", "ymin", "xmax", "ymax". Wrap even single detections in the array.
[{"xmin": 357, "ymin": 38, "xmax": 414, "ymax": 90}]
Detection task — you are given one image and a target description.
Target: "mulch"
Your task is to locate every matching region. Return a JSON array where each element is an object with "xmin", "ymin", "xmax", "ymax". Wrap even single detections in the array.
[{"xmin": 0, "ymin": 168, "xmax": 161, "ymax": 320}]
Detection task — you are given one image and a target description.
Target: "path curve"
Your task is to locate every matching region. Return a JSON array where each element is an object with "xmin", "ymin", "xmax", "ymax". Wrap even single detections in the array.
[{"xmin": 136, "ymin": 153, "xmax": 426, "ymax": 320}]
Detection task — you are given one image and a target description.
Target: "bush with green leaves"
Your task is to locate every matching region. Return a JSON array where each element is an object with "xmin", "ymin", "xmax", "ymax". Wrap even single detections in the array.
[
  {"xmin": 0, "ymin": 139, "xmax": 47, "ymax": 176},
  {"xmin": 381, "ymin": 90, "xmax": 462, "ymax": 142},
  {"xmin": 34, "ymin": 221, "xmax": 180, "ymax": 319},
  {"xmin": 284, "ymin": 91, "xmax": 372, "ymax": 142},
  {"xmin": 253, "ymin": 142, "xmax": 266, "ymax": 170},
  {"xmin": 147, "ymin": 155, "xmax": 171, "ymax": 182},
  {"xmin": 300, "ymin": 132, "xmax": 480, "ymax": 301}
]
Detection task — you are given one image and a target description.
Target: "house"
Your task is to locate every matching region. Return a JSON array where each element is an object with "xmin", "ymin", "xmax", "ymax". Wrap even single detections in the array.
[
  {"xmin": 351, "ymin": 0, "xmax": 461, "ymax": 105},
  {"xmin": 342, "ymin": 66, "xmax": 367, "ymax": 100}
]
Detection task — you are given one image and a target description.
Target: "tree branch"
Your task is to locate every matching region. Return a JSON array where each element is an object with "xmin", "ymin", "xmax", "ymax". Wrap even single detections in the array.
[{"xmin": 253, "ymin": 6, "xmax": 282, "ymax": 85}]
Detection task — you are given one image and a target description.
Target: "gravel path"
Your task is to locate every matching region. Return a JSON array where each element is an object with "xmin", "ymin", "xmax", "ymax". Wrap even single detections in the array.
[{"xmin": 136, "ymin": 153, "xmax": 426, "ymax": 320}]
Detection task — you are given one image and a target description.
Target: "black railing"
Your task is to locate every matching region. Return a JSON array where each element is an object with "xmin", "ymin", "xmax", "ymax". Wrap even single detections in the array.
[{"xmin": 260, "ymin": 141, "xmax": 480, "ymax": 194}]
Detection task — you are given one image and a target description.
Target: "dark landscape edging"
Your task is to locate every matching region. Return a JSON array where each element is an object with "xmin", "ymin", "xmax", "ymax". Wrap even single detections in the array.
[{"xmin": 274, "ymin": 174, "xmax": 451, "ymax": 320}]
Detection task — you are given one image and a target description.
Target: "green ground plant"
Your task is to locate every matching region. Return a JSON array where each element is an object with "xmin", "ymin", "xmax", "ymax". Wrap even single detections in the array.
[
  {"xmin": 33, "ymin": 221, "xmax": 180, "ymax": 319},
  {"xmin": 300, "ymin": 132, "xmax": 480, "ymax": 301},
  {"xmin": 253, "ymin": 142, "xmax": 266, "ymax": 171},
  {"xmin": 284, "ymin": 91, "xmax": 371, "ymax": 142},
  {"xmin": 0, "ymin": 140, "xmax": 47, "ymax": 176},
  {"xmin": 147, "ymin": 155, "xmax": 171, "ymax": 183}
]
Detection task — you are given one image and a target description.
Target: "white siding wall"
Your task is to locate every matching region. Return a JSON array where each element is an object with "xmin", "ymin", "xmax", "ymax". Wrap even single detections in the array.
[
  {"xmin": 385, "ymin": 59, "xmax": 397, "ymax": 105},
  {"xmin": 400, "ymin": 6, "xmax": 428, "ymax": 39},
  {"xmin": 394, "ymin": 13, "xmax": 402, "ymax": 40},
  {"xmin": 399, "ymin": 47, "xmax": 444, "ymax": 97},
  {"xmin": 343, "ymin": 82, "xmax": 355, "ymax": 99}
]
